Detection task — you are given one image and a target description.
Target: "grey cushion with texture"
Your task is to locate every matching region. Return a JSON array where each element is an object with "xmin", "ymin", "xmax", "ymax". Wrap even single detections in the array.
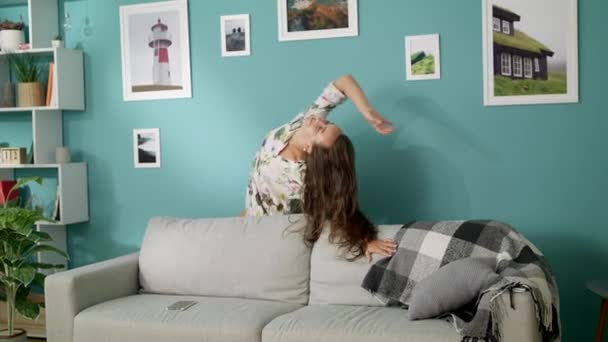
[
  {"xmin": 309, "ymin": 225, "xmax": 402, "ymax": 306},
  {"xmin": 139, "ymin": 215, "xmax": 311, "ymax": 304},
  {"xmin": 408, "ymin": 258, "xmax": 500, "ymax": 320}
]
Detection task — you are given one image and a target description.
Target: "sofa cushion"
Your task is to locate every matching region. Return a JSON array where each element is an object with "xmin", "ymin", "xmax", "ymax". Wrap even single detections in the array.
[
  {"xmin": 262, "ymin": 305, "xmax": 460, "ymax": 342},
  {"xmin": 73, "ymin": 294, "xmax": 303, "ymax": 342},
  {"xmin": 139, "ymin": 215, "xmax": 311, "ymax": 304},
  {"xmin": 309, "ymin": 225, "xmax": 402, "ymax": 306}
]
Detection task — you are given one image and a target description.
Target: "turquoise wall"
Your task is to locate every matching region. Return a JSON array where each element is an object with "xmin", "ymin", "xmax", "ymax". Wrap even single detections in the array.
[{"xmin": 1, "ymin": 0, "xmax": 606, "ymax": 340}]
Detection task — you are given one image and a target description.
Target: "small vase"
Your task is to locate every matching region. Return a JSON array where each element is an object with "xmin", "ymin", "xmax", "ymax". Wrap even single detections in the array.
[
  {"xmin": 51, "ymin": 40, "xmax": 63, "ymax": 48},
  {"xmin": 0, "ymin": 329, "xmax": 27, "ymax": 342},
  {"xmin": 0, "ymin": 30, "xmax": 25, "ymax": 52},
  {"xmin": 17, "ymin": 82, "xmax": 44, "ymax": 107},
  {"xmin": 1, "ymin": 82, "xmax": 15, "ymax": 107}
]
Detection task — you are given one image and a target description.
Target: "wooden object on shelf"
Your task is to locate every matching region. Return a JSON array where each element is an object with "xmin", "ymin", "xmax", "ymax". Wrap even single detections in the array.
[
  {"xmin": 17, "ymin": 82, "xmax": 44, "ymax": 107},
  {"xmin": 45, "ymin": 62, "xmax": 53, "ymax": 107},
  {"xmin": 0, "ymin": 147, "xmax": 27, "ymax": 165}
]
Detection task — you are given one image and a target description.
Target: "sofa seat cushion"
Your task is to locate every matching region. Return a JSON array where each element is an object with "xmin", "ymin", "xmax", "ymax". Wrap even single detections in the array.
[
  {"xmin": 73, "ymin": 294, "xmax": 303, "ymax": 342},
  {"xmin": 262, "ymin": 305, "xmax": 460, "ymax": 342}
]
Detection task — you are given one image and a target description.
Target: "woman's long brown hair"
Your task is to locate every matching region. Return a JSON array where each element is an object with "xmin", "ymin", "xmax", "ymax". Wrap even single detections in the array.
[{"xmin": 302, "ymin": 134, "xmax": 377, "ymax": 260}]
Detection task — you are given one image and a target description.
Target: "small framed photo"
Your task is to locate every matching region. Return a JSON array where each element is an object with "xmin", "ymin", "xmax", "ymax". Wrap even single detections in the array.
[
  {"xmin": 221, "ymin": 14, "xmax": 251, "ymax": 57},
  {"xmin": 405, "ymin": 34, "xmax": 441, "ymax": 81},
  {"xmin": 119, "ymin": 0, "xmax": 192, "ymax": 102},
  {"xmin": 277, "ymin": 0, "xmax": 358, "ymax": 42},
  {"xmin": 133, "ymin": 128, "xmax": 161, "ymax": 168},
  {"xmin": 482, "ymin": 0, "xmax": 579, "ymax": 106}
]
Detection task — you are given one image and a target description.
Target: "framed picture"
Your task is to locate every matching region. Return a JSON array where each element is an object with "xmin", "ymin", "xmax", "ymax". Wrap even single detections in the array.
[
  {"xmin": 482, "ymin": 0, "xmax": 579, "ymax": 106},
  {"xmin": 133, "ymin": 128, "xmax": 161, "ymax": 168},
  {"xmin": 277, "ymin": 0, "xmax": 358, "ymax": 41},
  {"xmin": 119, "ymin": 0, "xmax": 192, "ymax": 102},
  {"xmin": 221, "ymin": 14, "xmax": 251, "ymax": 57},
  {"xmin": 405, "ymin": 34, "xmax": 441, "ymax": 81}
]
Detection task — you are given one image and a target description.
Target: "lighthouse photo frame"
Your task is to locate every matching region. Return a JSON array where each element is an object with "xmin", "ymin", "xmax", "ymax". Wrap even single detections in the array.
[{"xmin": 119, "ymin": 0, "xmax": 192, "ymax": 102}]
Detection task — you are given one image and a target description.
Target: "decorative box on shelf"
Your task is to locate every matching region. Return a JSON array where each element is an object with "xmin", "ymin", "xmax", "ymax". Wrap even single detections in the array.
[{"xmin": 0, "ymin": 147, "xmax": 27, "ymax": 165}]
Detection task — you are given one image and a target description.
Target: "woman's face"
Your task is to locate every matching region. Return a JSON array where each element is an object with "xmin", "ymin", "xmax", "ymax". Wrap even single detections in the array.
[{"xmin": 303, "ymin": 116, "xmax": 342, "ymax": 149}]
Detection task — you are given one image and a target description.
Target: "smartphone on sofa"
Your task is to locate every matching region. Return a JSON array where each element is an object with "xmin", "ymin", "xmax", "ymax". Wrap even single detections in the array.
[{"xmin": 166, "ymin": 300, "xmax": 197, "ymax": 311}]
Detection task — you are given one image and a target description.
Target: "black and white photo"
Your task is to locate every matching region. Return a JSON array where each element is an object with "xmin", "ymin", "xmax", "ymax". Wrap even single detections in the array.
[
  {"xmin": 133, "ymin": 128, "xmax": 161, "ymax": 168},
  {"xmin": 221, "ymin": 14, "xmax": 251, "ymax": 57}
]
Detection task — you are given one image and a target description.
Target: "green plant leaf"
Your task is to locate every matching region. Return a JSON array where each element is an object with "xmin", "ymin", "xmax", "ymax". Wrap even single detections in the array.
[
  {"xmin": 28, "ymin": 262, "xmax": 64, "ymax": 269},
  {"xmin": 11, "ymin": 177, "xmax": 42, "ymax": 193},
  {"xmin": 15, "ymin": 300, "xmax": 40, "ymax": 320},
  {"xmin": 13, "ymin": 265, "xmax": 35, "ymax": 286},
  {"xmin": 28, "ymin": 231, "xmax": 51, "ymax": 243},
  {"xmin": 30, "ymin": 272, "xmax": 45, "ymax": 289},
  {"xmin": 23, "ymin": 244, "xmax": 69, "ymax": 260}
]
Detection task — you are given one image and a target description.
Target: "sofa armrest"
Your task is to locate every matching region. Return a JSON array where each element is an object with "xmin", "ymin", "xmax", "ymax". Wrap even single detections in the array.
[
  {"xmin": 502, "ymin": 288, "xmax": 543, "ymax": 342},
  {"xmin": 45, "ymin": 252, "xmax": 140, "ymax": 342}
]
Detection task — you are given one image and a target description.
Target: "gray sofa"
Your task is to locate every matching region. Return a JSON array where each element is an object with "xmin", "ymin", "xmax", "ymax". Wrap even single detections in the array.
[{"xmin": 45, "ymin": 215, "xmax": 542, "ymax": 342}]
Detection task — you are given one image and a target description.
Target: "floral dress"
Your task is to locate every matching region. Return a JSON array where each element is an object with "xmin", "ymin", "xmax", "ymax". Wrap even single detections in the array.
[{"xmin": 245, "ymin": 82, "xmax": 346, "ymax": 216}]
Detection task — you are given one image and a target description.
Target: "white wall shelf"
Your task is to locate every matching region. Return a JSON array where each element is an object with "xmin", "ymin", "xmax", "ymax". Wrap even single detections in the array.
[
  {"xmin": 0, "ymin": 0, "xmax": 87, "ymax": 273},
  {"xmin": 0, "ymin": 48, "xmax": 85, "ymax": 111},
  {"xmin": 0, "ymin": 162, "xmax": 89, "ymax": 225},
  {"xmin": 0, "ymin": 106, "xmax": 59, "ymax": 113},
  {"xmin": 0, "ymin": 47, "xmax": 54, "ymax": 56}
]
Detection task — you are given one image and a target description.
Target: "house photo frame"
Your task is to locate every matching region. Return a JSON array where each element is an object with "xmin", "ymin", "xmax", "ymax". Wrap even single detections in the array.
[
  {"xmin": 119, "ymin": 0, "xmax": 192, "ymax": 102},
  {"xmin": 277, "ymin": 0, "xmax": 358, "ymax": 41},
  {"xmin": 482, "ymin": 0, "xmax": 579, "ymax": 106}
]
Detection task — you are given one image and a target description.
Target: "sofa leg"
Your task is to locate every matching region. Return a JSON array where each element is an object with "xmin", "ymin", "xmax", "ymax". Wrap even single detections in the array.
[{"xmin": 595, "ymin": 298, "xmax": 608, "ymax": 342}]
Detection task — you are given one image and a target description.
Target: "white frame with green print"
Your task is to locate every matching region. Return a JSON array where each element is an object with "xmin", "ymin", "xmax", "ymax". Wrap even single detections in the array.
[
  {"xmin": 482, "ymin": 0, "xmax": 579, "ymax": 106},
  {"xmin": 405, "ymin": 34, "xmax": 441, "ymax": 81}
]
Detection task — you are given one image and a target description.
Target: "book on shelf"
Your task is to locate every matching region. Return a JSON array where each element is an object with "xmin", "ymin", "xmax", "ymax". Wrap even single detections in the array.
[
  {"xmin": 52, "ymin": 186, "xmax": 60, "ymax": 221},
  {"xmin": 45, "ymin": 62, "xmax": 58, "ymax": 107},
  {"xmin": 45, "ymin": 62, "xmax": 53, "ymax": 107}
]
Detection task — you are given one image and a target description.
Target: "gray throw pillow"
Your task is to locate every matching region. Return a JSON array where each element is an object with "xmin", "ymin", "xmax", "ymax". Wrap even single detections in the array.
[{"xmin": 408, "ymin": 258, "xmax": 500, "ymax": 320}]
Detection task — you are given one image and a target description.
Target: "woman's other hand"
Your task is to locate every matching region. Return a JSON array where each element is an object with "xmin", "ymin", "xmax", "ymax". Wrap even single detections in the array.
[
  {"xmin": 364, "ymin": 239, "xmax": 397, "ymax": 263},
  {"xmin": 364, "ymin": 108, "xmax": 393, "ymax": 135}
]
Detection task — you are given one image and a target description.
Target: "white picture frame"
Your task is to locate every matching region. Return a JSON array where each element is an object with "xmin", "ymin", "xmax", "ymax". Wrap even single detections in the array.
[
  {"xmin": 133, "ymin": 128, "xmax": 161, "ymax": 168},
  {"xmin": 119, "ymin": 0, "xmax": 192, "ymax": 102},
  {"xmin": 277, "ymin": 0, "xmax": 358, "ymax": 42},
  {"xmin": 482, "ymin": 0, "xmax": 579, "ymax": 106},
  {"xmin": 221, "ymin": 14, "xmax": 251, "ymax": 57},
  {"xmin": 405, "ymin": 34, "xmax": 441, "ymax": 81}
]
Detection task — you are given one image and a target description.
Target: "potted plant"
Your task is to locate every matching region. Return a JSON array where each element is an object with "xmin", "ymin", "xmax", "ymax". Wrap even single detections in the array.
[
  {"xmin": 0, "ymin": 18, "xmax": 25, "ymax": 52},
  {"xmin": 51, "ymin": 34, "xmax": 63, "ymax": 49},
  {"xmin": 0, "ymin": 177, "xmax": 67, "ymax": 341},
  {"xmin": 9, "ymin": 54, "xmax": 43, "ymax": 107}
]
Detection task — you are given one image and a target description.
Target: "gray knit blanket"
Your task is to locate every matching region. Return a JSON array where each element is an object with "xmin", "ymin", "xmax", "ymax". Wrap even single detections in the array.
[{"xmin": 361, "ymin": 220, "xmax": 560, "ymax": 342}]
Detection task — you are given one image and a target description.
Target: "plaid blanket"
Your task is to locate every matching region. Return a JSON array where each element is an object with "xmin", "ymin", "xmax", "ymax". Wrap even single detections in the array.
[{"xmin": 361, "ymin": 220, "xmax": 560, "ymax": 342}]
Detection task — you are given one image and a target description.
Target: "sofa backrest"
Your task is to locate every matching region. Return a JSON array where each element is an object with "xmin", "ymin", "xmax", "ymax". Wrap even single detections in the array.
[
  {"xmin": 309, "ymin": 224, "xmax": 402, "ymax": 306},
  {"xmin": 138, "ymin": 215, "xmax": 311, "ymax": 304}
]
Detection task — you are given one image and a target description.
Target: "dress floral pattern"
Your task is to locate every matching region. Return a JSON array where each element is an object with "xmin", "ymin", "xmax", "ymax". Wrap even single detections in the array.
[{"xmin": 245, "ymin": 82, "xmax": 346, "ymax": 216}]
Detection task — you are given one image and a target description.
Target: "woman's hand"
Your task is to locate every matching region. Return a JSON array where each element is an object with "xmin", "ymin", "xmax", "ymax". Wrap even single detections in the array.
[
  {"xmin": 364, "ymin": 239, "xmax": 397, "ymax": 263},
  {"xmin": 364, "ymin": 108, "xmax": 393, "ymax": 135}
]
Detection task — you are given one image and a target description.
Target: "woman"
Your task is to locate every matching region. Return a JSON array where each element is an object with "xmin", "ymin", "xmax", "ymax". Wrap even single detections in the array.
[
  {"xmin": 244, "ymin": 74, "xmax": 391, "ymax": 216},
  {"xmin": 302, "ymin": 134, "xmax": 396, "ymax": 261},
  {"xmin": 244, "ymin": 74, "xmax": 395, "ymax": 259}
]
